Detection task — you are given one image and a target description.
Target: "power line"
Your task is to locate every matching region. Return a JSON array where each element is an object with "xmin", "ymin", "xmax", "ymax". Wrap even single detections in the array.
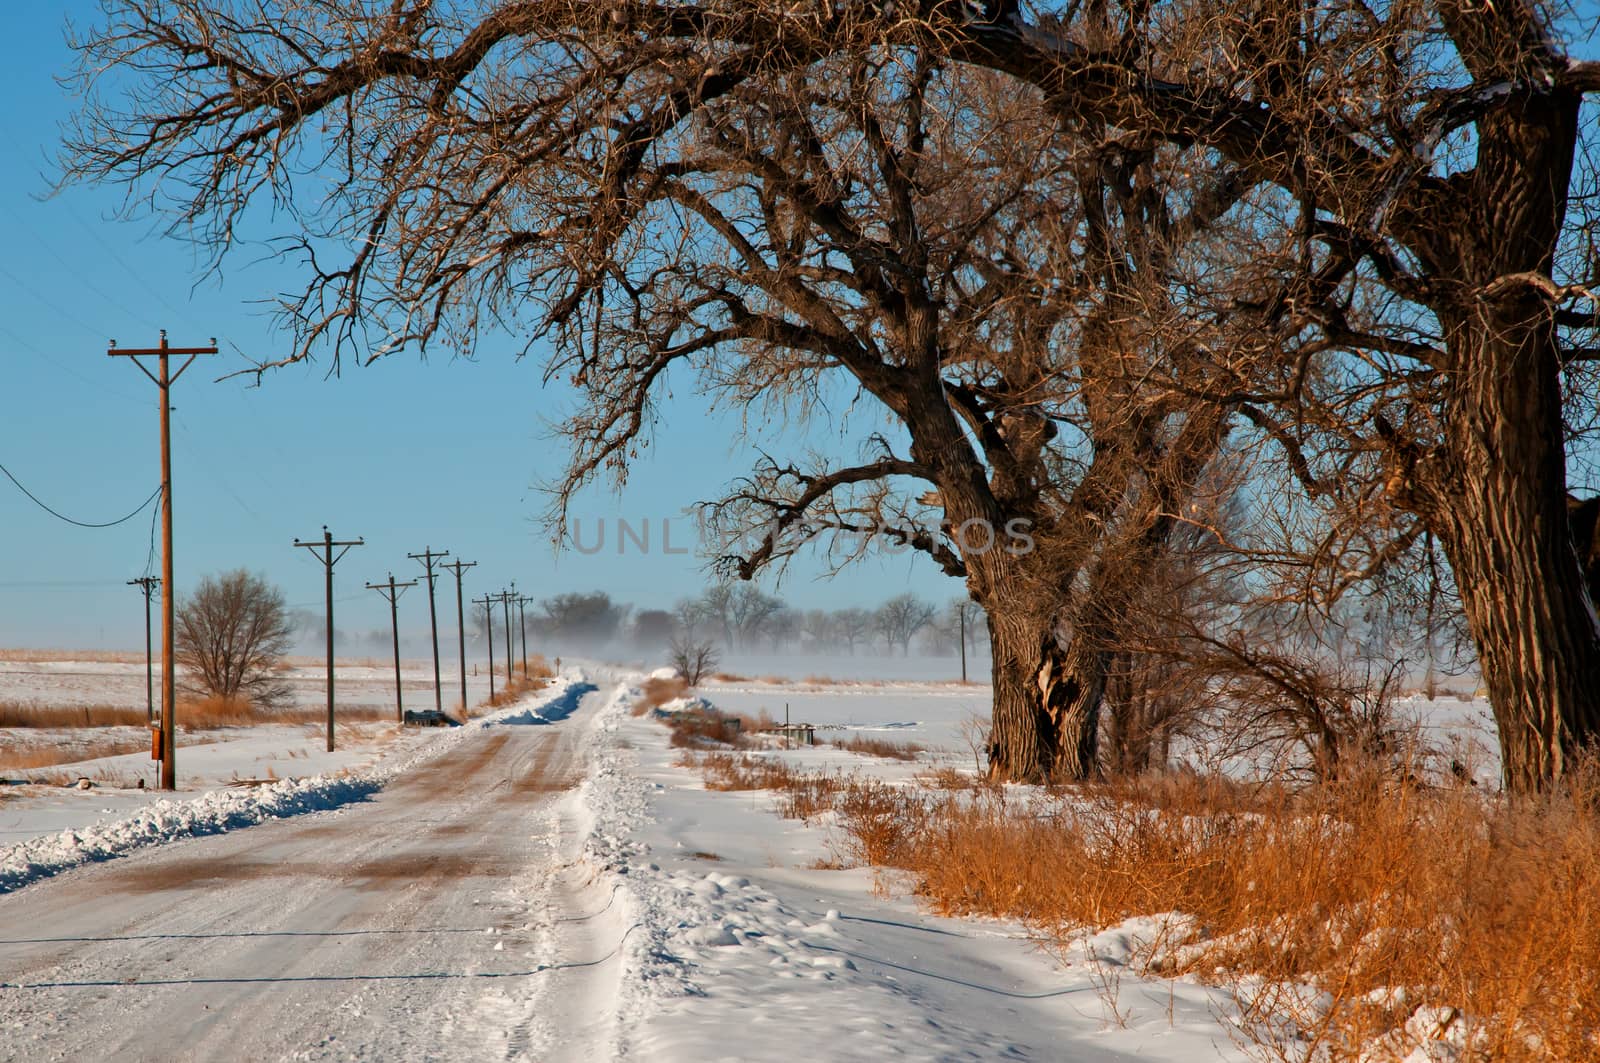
[{"xmin": 0, "ymin": 460, "xmax": 162, "ymax": 529}]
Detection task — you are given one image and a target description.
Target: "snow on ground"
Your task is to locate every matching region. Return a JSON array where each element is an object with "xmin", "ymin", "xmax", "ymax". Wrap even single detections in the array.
[
  {"xmin": 0, "ymin": 649, "xmax": 1509, "ymax": 1060},
  {"xmin": 566, "ymin": 673, "xmax": 1255, "ymax": 1062},
  {"xmin": 0, "ymin": 653, "xmax": 510, "ymax": 845},
  {"xmin": 0, "ymin": 721, "xmax": 409, "ymax": 847},
  {"xmin": 0, "ymin": 677, "xmax": 580, "ymax": 895},
  {"xmin": 0, "ymin": 654, "xmax": 495, "ymax": 713}
]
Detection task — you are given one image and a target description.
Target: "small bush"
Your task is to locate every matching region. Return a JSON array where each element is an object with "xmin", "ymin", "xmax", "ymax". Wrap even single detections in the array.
[
  {"xmin": 665, "ymin": 708, "xmax": 748, "ymax": 749},
  {"xmin": 634, "ymin": 675, "xmax": 688, "ymax": 716}
]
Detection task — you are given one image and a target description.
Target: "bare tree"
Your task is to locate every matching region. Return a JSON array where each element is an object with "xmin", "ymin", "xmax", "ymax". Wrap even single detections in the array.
[
  {"xmin": 910, "ymin": 0, "xmax": 1600, "ymax": 789},
  {"xmin": 175, "ymin": 569, "xmax": 293, "ymax": 707},
  {"xmin": 533, "ymin": 591, "xmax": 628, "ymax": 645},
  {"xmin": 875, "ymin": 593, "xmax": 937, "ymax": 655},
  {"xmin": 53, "ymin": 2, "xmax": 1279, "ymax": 781},
  {"xmin": 669, "ymin": 636, "xmax": 720, "ymax": 686},
  {"xmin": 834, "ymin": 608, "xmax": 876, "ymax": 656},
  {"xmin": 632, "ymin": 609, "xmax": 679, "ymax": 648}
]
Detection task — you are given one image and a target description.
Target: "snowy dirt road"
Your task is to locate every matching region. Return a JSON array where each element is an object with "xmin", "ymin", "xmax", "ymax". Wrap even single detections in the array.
[{"xmin": 0, "ymin": 687, "xmax": 615, "ymax": 1062}]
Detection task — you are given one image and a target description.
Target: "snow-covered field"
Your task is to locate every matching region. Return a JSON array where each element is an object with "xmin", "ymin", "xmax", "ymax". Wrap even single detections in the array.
[{"xmin": 0, "ymin": 653, "xmax": 508, "ymax": 846}]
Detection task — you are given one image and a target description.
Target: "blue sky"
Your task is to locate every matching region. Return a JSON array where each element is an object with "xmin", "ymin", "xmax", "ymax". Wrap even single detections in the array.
[{"xmin": 0, "ymin": 4, "xmax": 951, "ymax": 651}]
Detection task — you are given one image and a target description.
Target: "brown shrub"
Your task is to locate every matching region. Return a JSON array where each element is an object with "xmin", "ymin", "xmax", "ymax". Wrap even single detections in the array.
[
  {"xmin": 634, "ymin": 675, "xmax": 689, "ymax": 716},
  {"xmin": 830, "ymin": 734, "xmax": 925, "ymax": 761},
  {"xmin": 0, "ymin": 648, "xmax": 143, "ymax": 664},
  {"xmin": 833, "ymin": 780, "xmax": 926, "ymax": 865},
  {"xmin": 662, "ymin": 708, "xmax": 750, "ymax": 749}
]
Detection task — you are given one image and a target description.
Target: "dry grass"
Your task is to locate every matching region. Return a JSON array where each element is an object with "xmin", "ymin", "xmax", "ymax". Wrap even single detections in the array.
[
  {"xmin": 0, "ymin": 648, "xmax": 144, "ymax": 664},
  {"xmin": 880, "ymin": 776, "xmax": 1600, "ymax": 1061},
  {"xmin": 686, "ymin": 752, "xmax": 843, "ymax": 821},
  {"xmin": 678, "ymin": 750, "xmax": 1600, "ymax": 1061},
  {"xmin": 0, "ymin": 697, "xmax": 394, "ymax": 730},
  {"xmin": 664, "ymin": 708, "xmax": 750, "ymax": 749},
  {"xmin": 0, "ymin": 735, "xmax": 152, "ymax": 771},
  {"xmin": 633, "ymin": 675, "xmax": 689, "ymax": 716},
  {"xmin": 477, "ymin": 673, "xmax": 550, "ymax": 713},
  {"xmin": 176, "ymin": 695, "xmax": 393, "ymax": 730},
  {"xmin": 0, "ymin": 703, "xmax": 148, "ymax": 728},
  {"xmin": 830, "ymin": 734, "xmax": 925, "ymax": 761}
]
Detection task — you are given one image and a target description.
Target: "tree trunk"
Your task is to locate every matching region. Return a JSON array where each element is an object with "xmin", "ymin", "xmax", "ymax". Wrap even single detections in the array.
[
  {"xmin": 1399, "ymin": 92, "xmax": 1600, "ymax": 793},
  {"xmin": 1429, "ymin": 322, "xmax": 1600, "ymax": 791},
  {"xmin": 983, "ymin": 608, "xmax": 1108, "ymax": 782}
]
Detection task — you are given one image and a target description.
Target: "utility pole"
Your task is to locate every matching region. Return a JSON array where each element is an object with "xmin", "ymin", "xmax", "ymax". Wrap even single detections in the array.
[
  {"xmin": 127, "ymin": 576, "xmax": 159, "ymax": 724},
  {"xmin": 474, "ymin": 593, "xmax": 497, "ymax": 702},
  {"xmin": 442, "ymin": 559, "xmax": 476, "ymax": 714},
  {"xmin": 407, "ymin": 546, "xmax": 449, "ymax": 712},
  {"xmin": 109, "ymin": 331, "xmax": 217, "ymax": 790},
  {"xmin": 293, "ymin": 526, "xmax": 364, "ymax": 751},
  {"xmin": 959, "ymin": 603, "xmax": 968, "ymax": 684},
  {"xmin": 366, "ymin": 573, "xmax": 417, "ymax": 723},
  {"xmin": 516, "ymin": 594, "xmax": 532, "ymax": 677},
  {"xmin": 499, "ymin": 585, "xmax": 515, "ymax": 686}
]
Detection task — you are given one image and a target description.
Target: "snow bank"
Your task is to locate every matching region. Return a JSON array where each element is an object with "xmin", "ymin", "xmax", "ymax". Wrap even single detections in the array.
[{"xmin": 0, "ymin": 676, "xmax": 586, "ymax": 895}]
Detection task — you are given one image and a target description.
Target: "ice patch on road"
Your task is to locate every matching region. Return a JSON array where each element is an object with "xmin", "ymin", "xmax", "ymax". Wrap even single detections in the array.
[{"xmin": 0, "ymin": 676, "xmax": 588, "ymax": 895}]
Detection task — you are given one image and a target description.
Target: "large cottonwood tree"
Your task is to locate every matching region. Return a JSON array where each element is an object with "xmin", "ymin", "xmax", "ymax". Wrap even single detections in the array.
[
  {"xmin": 63, "ymin": 1, "xmax": 1255, "ymax": 780},
  {"xmin": 64, "ymin": 0, "xmax": 1600, "ymax": 789}
]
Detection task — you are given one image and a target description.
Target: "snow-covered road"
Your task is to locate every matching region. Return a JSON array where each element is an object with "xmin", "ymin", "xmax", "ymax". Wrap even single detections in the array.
[{"xmin": 0, "ymin": 686, "xmax": 613, "ymax": 1062}]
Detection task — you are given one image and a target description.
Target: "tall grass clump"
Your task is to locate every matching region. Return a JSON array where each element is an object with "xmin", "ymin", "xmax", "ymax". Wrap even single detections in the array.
[
  {"xmin": 683, "ymin": 745, "xmax": 1600, "ymax": 1059},
  {"xmin": 875, "ymin": 771, "xmax": 1600, "ymax": 1061}
]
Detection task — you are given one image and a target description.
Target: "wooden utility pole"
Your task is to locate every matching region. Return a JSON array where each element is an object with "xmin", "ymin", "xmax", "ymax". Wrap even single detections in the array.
[
  {"xmin": 127, "ymin": 576, "xmax": 159, "ymax": 724},
  {"xmin": 498, "ymin": 586, "xmax": 515, "ymax": 686},
  {"xmin": 293, "ymin": 526, "xmax": 364, "ymax": 750},
  {"xmin": 109, "ymin": 332, "xmax": 217, "ymax": 790},
  {"xmin": 443, "ymin": 559, "xmax": 476, "ymax": 713},
  {"xmin": 366, "ymin": 573, "xmax": 417, "ymax": 722},
  {"xmin": 959, "ymin": 603, "xmax": 968, "ymax": 684},
  {"xmin": 516, "ymin": 594, "xmax": 532, "ymax": 677},
  {"xmin": 474, "ymin": 593, "xmax": 497, "ymax": 702},
  {"xmin": 407, "ymin": 546, "xmax": 449, "ymax": 712}
]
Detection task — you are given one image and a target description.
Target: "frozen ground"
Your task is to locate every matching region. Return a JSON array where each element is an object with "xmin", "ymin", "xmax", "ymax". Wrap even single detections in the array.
[
  {"xmin": 0, "ymin": 653, "xmax": 1507, "ymax": 1061},
  {"xmin": 0, "ymin": 653, "xmax": 497, "ymax": 714}
]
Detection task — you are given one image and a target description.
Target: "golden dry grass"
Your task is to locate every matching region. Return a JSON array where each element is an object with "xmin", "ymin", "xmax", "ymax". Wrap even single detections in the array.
[
  {"xmin": 0, "ymin": 735, "xmax": 152, "ymax": 771},
  {"xmin": 679, "ymin": 749, "xmax": 1600, "ymax": 1061},
  {"xmin": 175, "ymin": 695, "xmax": 393, "ymax": 730},
  {"xmin": 830, "ymin": 734, "xmax": 925, "ymax": 761},
  {"xmin": 475, "ymin": 672, "xmax": 553, "ymax": 713},
  {"xmin": 0, "ymin": 703, "xmax": 148, "ymax": 728},
  {"xmin": 0, "ymin": 697, "xmax": 396, "ymax": 730},
  {"xmin": 633, "ymin": 675, "xmax": 689, "ymax": 716},
  {"xmin": 0, "ymin": 648, "xmax": 144, "ymax": 664}
]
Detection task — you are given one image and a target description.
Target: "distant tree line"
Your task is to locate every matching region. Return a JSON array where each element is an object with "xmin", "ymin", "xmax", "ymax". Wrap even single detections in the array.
[{"xmin": 506, "ymin": 586, "xmax": 986, "ymax": 658}]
